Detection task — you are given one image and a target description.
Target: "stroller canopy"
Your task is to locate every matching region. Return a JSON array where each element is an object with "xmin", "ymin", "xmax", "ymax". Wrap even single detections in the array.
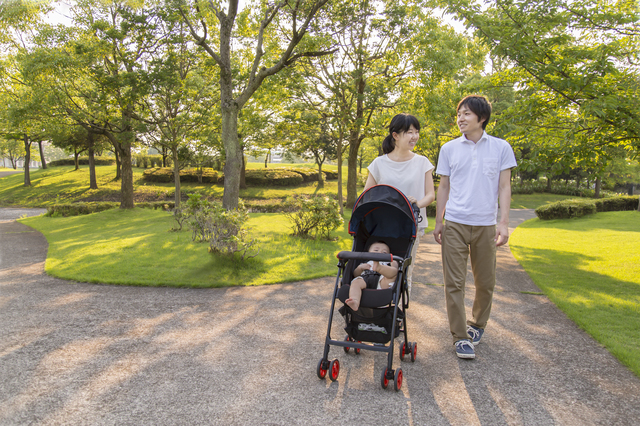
[{"xmin": 349, "ymin": 185, "xmax": 417, "ymax": 241}]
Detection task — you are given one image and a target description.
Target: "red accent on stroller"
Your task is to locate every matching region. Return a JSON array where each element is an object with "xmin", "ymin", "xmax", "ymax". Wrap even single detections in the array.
[{"xmin": 316, "ymin": 185, "xmax": 420, "ymax": 391}]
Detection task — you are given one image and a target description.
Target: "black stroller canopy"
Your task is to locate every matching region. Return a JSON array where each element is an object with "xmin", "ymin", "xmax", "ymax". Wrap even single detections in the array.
[{"xmin": 349, "ymin": 185, "xmax": 417, "ymax": 241}]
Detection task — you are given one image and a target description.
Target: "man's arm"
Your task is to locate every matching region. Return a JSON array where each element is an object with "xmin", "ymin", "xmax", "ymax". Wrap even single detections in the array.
[
  {"xmin": 495, "ymin": 169, "xmax": 512, "ymax": 247},
  {"xmin": 433, "ymin": 175, "xmax": 450, "ymax": 245}
]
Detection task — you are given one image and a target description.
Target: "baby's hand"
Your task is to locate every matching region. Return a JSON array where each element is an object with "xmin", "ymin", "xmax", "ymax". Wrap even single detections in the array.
[
  {"xmin": 371, "ymin": 261, "xmax": 380, "ymax": 272},
  {"xmin": 359, "ymin": 263, "xmax": 372, "ymax": 271}
]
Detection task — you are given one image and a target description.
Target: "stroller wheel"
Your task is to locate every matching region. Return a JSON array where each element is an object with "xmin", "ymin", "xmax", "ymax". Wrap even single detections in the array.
[
  {"xmin": 400, "ymin": 342, "xmax": 406, "ymax": 361},
  {"xmin": 329, "ymin": 359, "xmax": 340, "ymax": 382},
  {"xmin": 355, "ymin": 344, "xmax": 361, "ymax": 355},
  {"xmin": 380, "ymin": 368, "xmax": 389, "ymax": 389},
  {"xmin": 411, "ymin": 342, "xmax": 417, "ymax": 362},
  {"xmin": 317, "ymin": 359, "xmax": 328, "ymax": 379},
  {"xmin": 394, "ymin": 368, "xmax": 403, "ymax": 391},
  {"xmin": 344, "ymin": 335, "xmax": 350, "ymax": 353}
]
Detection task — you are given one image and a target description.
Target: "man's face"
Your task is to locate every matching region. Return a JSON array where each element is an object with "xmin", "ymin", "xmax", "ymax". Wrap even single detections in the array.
[
  {"xmin": 457, "ymin": 105, "xmax": 484, "ymax": 135},
  {"xmin": 369, "ymin": 242, "xmax": 390, "ymax": 254}
]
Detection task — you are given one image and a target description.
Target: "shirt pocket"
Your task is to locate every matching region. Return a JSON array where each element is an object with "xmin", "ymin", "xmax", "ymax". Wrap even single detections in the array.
[{"xmin": 483, "ymin": 158, "xmax": 499, "ymax": 178}]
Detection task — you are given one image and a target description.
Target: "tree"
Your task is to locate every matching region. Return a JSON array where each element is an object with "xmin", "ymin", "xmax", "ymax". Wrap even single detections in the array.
[
  {"xmin": 178, "ymin": 0, "xmax": 331, "ymax": 209},
  {"xmin": 142, "ymin": 4, "xmax": 219, "ymax": 208},
  {"xmin": 296, "ymin": 0, "xmax": 477, "ymax": 207},
  {"xmin": 280, "ymin": 104, "xmax": 336, "ymax": 187},
  {"xmin": 445, "ymin": 0, "xmax": 640, "ymax": 206}
]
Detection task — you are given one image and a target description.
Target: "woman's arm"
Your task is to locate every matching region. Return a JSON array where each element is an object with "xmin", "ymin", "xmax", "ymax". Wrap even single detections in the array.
[{"xmin": 363, "ymin": 173, "xmax": 377, "ymax": 191}]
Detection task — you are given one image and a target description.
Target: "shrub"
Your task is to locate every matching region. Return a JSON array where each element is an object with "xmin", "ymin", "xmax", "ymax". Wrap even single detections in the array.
[
  {"xmin": 244, "ymin": 169, "xmax": 304, "ymax": 186},
  {"xmin": 46, "ymin": 202, "xmax": 120, "ymax": 217},
  {"xmin": 594, "ymin": 196, "xmax": 639, "ymax": 212},
  {"xmin": 284, "ymin": 196, "xmax": 344, "ymax": 239},
  {"xmin": 142, "ymin": 167, "xmax": 219, "ymax": 183},
  {"xmin": 48, "ymin": 156, "xmax": 116, "ymax": 167},
  {"xmin": 290, "ymin": 168, "xmax": 325, "ymax": 182},
  {"xmin": 535, "ymin": 199, "xmax": 598, "ymax": 220},
  {"xmin": 180, "ymin": 194, "xmax": 258, "ymax": 259},
  {"xmin": 45, "ymin": 201, "xmax": 174, "ymax": 217},
  {"xmin": 324, "ymin": 170, "xmax": 339, "ymax": 180}
]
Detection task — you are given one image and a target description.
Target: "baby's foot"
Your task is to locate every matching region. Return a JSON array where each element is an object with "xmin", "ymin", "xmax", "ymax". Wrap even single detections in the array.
[{"xmin": 345, "ymin": 298, "xmax": 360, "ymax": 311}]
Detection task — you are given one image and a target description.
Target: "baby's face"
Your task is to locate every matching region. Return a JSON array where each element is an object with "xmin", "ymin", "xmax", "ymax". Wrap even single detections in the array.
[{"xmin": 369, "ymin": 242, "xmax": 390, "ymax": 254}]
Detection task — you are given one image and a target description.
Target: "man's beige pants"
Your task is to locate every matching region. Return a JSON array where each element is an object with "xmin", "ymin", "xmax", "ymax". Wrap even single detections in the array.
[{"xmin": 442, "ymin": 221, "xmax": 496, "ymax": 343}]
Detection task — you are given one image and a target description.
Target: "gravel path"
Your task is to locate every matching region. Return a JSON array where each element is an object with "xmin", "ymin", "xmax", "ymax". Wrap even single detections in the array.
[{"xmin": 1, "ymin": 208, "xmax": 639, "ymax": 425}]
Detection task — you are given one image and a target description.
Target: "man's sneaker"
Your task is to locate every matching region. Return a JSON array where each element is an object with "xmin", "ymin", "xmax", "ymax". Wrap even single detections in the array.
[
  {"xmin": 467, "ymin": 325, "xmax": 484, "ymax": 346},
  {"xmin": 454, "ymin": 339, "xmax": 475, "ymax": 359}
]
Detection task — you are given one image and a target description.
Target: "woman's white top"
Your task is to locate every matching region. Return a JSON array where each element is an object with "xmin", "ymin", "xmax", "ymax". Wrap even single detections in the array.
[{"xmin": 367, "ymin": 154, "xmax": 434, "ymax": 231}]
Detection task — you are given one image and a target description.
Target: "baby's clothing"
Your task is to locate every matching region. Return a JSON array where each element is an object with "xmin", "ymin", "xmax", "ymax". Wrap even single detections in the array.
[{"xmin": 352, "ymin": 261, "xmax": 394, "ymax": 290}]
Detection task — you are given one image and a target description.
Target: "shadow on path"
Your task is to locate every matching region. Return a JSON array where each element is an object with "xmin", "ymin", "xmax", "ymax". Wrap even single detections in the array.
[{"xmin": 1, "ymin": 209, "xmax": 639, "ymax": 425}]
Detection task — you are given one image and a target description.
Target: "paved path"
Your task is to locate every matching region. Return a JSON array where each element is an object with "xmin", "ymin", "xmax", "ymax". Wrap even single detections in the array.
[{"xmin": 1, "ymin": 208, "xmax": 639, "ymax": 425}]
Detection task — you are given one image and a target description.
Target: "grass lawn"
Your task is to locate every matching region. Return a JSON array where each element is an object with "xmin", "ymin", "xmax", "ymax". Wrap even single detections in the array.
[
  {"xmin": 510, "ymin": 211, "xmax": 640, "ymax": 377},
  {"xmin": 0, "ymin": 164, "xmax": 353, "ymax": 207},
  {"xmin": 19, "ymin": 207, "xmax": 354, "ymax": 287}
]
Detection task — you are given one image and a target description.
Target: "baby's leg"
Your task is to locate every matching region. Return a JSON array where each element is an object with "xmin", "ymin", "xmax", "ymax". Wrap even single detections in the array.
[
  {"xmin": 346, "ymin": 278, "xmax": 366, "ymax": 311},
  {"xmin": 378, "ymin": 276, "xmax": 395, "ymax": 290}
]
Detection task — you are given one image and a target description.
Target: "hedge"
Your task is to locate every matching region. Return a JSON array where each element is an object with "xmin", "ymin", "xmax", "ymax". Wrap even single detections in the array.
[
  {"xmin": 243, "ymin": 169, "xmax": 304, "ymax": 186},
  {"xmin": 142, "ymin": 167, "xmax": 220, "ymax": 183},
  {"xmin": 48, "ymin": 156, "xmax": 117, "ymax": 167},
  {"xmin": 45, "ymin": 201, "xmax": 175, "ymax": 217},
  {"xmin": 535, "ymin": 196, "xmax": 638, "ymax": 220}
]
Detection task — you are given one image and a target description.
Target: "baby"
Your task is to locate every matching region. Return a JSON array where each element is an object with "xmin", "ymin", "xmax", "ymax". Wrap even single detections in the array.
[{"xmin": 345, "ymin": 241, "xmax": 399, "ymax": 311}]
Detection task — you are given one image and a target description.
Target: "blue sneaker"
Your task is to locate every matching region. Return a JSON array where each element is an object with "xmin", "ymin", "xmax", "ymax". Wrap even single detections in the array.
[
  {"xmin": 467, "ymin": 325, "xmax": 484, "ymax": 346},
  {"xmin": 454, "ymin": 339, "xmax": 475, "ymax": 359}
]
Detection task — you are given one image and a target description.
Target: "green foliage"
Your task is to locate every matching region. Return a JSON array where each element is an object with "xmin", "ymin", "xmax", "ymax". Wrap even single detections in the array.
[
  {"xmin": 284, "ymin": 196, "xmax": 344, "ymax": 239},
  {"xmin": 244, "ymin": 168, "xmax": 304, "ymax": 186},
  {"xmin": 535, "ymin": 199, "xmax": 597, "ymax": 220},
  {"xmin": 48, "ymin": 156, "xmax": 117, "ymax": 167},
  {"xmin": 134, "ymin": 154, "xmax": 168, "ymax": 168},
  {"xmin": 535, "ymin": 196, "xmax": 639, "ymax": 220},
  {"xmin": 512, "ymin": 179, "xmax": 623, "ymax": 198},
  {"xmin": 45, "ymin": 201, "xmax": 175, "ymax": 217},
  {"xmin": 180, "ymin": 194, "xmax": 258, "ymax": 260},
  {"xmin": 142, "ymin": 167, "xmax": 220, "ymax": 183}
]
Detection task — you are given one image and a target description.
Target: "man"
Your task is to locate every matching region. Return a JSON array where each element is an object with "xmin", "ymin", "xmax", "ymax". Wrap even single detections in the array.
[{"xmin": 433, "ymin": 95, "xmax": 517, "ymax": 359}]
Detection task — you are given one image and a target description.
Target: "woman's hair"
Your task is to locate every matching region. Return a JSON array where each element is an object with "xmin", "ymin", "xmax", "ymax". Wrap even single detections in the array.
[
  {"xmin": 382, "ymin": 113, "xmax": 421, "ymax": 154},
  {"xmin": 457, "ymin": 95, "xmax": 492, "ymax": 130}
]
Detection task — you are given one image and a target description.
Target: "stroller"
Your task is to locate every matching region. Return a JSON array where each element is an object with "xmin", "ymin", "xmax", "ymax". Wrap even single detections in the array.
[{"xmin": 316, "ymin": 185, "xmax": 419, "ymax": 391}]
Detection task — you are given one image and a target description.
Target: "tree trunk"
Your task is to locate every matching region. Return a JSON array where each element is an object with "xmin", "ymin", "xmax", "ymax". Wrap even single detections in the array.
[
  {"xmin": 594, "ymin": 177, "xmax": 601, "ymax": 198},
  {"xmin": 88, "ymin": 133, "xmax": 98, "ymax": 190},
  {"xmin": 264, "ymin": 151, "xmax": 269, "ymax": 168},
  {"xmin": 38, "ymin": 141, "xmax": 47, "ymax": 169},
  {"xmin": 337, "ymin": 129, "xmax": 343, "ymax": 215},
  {"xmin": 114, "ymin": 150, "xmax": 121, "ymax": 180},
  {"xmin": 74, "ymin": 150, "xmax": 80, "ymax": 171},
  {"xmin": 172, "ymin": 148, "xmax": 181, "ymax": 209},
  {"xmin": 346, "ymin": 131, "xmax": 363, "ymax": 208},
  {"xmin": 23, "ymin": 134, "xmax": 31, "ymax": 187},
  {"xmin": 546, "ymin": 176, "xmax": 552, "ymax": 192},
  {"xmin": 240, "ymin": 150, "xmax": 247, "ymax": 190},
  {"xmin": 221, "ymin": 103, "xmax": 242, "ymax": 210},
  {"xmin": 119, "ymin": 146, "xmax": 134, "ymax": 209}
]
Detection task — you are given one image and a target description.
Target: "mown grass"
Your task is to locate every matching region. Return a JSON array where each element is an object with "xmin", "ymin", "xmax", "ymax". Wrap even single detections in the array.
[
  {"xmin": 0, "ymin": 164, "xmax": 352, "ymax": 207},
  {"xmin": 510, "ymin": 211, "xmax": 640, "ymax": 377},
  {"xmin": 19, "ymin": 207, "xmax": 354, "ymax": 287}
]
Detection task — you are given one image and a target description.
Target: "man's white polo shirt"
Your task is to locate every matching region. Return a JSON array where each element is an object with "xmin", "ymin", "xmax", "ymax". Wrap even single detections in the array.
[{"xmin": 436, "ymin": 132, "xmax": 517, "ymax": 226}]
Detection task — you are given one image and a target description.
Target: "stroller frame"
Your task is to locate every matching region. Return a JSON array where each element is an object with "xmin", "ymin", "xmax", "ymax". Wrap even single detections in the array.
[{"xmin": 316, "ymin": 185, "xmax": 419, "ymax": 391}]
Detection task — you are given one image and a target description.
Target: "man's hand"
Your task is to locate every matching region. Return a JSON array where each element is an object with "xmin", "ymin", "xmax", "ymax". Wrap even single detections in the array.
[
  {"xmin": 433, "ymin": 222, "xmax": 444, "ymax": 245},
  {"xmin": 494, "ymin": 223, "xmax": 509, "ymax": 247}
]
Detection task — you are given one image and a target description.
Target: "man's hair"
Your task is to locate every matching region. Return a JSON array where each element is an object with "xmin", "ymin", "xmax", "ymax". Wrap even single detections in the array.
[{"xmin": 457, "ymin": 95, "xmax": 492, "ymax": 130}]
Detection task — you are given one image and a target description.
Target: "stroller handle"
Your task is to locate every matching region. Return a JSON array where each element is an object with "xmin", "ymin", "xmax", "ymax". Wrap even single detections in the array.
[{"xmin": 337, "ymin": 251, "xmax": 403, "ymax": 264}]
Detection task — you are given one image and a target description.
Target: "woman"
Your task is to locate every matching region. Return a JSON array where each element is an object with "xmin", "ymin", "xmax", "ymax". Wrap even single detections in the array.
[{"xmin": 364, "ymin": 113, "xmax": 436, "ymax": 294}]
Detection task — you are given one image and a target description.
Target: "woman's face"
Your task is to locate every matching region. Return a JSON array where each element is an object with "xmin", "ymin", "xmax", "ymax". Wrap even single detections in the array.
[{"xmin": 392, "ymin": 125, "xmax": 419, "ymax": 152}]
